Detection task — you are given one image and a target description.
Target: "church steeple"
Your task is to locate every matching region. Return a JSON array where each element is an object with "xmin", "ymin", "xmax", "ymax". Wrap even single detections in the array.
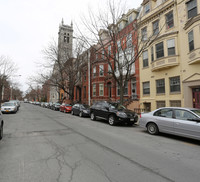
[{"xmin": 61, "ymin": 18, "xmax": 64, "ymax": 25}]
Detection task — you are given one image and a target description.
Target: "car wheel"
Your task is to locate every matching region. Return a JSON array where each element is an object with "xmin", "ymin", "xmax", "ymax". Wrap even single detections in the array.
[
  {"xmin": 108, "ymin": 115, "xmax": 116, "ymax": 126},
  {"xmin": 147, "ymin": 123, "xmax": 159, "ymax": 135},
  {"xmin": 79, "ymin": 111, "xmax": 83, "ymax": 117},
  {"xmin": 90, "ymin": 112, "xmax": 96, "ymax": 121},
  {"xmin": 0, "ymin": 124, "xmax": 3, "ymax": 140}
]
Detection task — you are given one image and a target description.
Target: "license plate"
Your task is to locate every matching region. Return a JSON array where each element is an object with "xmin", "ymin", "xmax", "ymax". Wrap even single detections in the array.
[
  {"xmin": 6, "ymin": 110, "xmax": 9, "ymax": 112},
  {"xmin": 130, "ymin": 119, "xmax": 134, "ymax": 121}
]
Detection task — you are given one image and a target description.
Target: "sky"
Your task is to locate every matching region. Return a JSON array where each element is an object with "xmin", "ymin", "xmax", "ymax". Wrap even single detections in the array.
[{"xmin": 0, "ymin": 0, "xmax": 142, "ymax": 93}]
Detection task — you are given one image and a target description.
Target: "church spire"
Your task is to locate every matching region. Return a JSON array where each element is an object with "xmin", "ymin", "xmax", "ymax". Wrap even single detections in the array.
[{"xmin": 61, "ymin": 18, "xmax": 64, "ymax": 25}]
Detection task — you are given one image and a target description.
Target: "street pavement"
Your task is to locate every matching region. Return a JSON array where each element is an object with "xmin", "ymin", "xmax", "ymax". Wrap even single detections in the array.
[{"xmin": 0, "ymin": 103, "xmax": 199, "ymax": 182}]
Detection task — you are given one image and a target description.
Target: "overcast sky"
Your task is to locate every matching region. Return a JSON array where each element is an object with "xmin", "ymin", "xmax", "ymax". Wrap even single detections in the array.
[{"xmin": 0, "ymin": 0, "xmax": 142, "ymax": 92}]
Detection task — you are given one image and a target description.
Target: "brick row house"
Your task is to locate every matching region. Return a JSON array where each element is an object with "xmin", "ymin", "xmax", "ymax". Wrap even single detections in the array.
[{"xmin": 73, "ymin": 9, "xmax": 140, "ymax": 110}]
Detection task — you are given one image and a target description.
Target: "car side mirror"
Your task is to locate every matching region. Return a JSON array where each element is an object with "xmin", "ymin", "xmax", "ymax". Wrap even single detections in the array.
[{"xmin": 105, "ymin": 106, "xmax": 109, "ymax": 110}]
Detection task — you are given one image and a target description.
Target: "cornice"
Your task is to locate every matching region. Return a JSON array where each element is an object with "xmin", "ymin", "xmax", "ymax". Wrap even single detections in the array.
[
  {"xmin": 184, "ymin": 14, "xmax": 200, "ymax": 30},
  {"xmin": 153, "ymin": 31, "xmax": 179, "ymax": 42}
]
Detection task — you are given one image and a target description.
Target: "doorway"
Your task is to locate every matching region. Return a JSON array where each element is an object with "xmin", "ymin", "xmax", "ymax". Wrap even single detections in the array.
[{"xmin": 193, "ymin": 88, "xmax": 200, "ymax": 109}]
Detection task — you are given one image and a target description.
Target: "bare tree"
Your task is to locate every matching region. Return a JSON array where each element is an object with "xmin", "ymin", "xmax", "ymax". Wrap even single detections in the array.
[
  {"xmin": 0, "ymin": 56, "xmax": 18, "ymax": 104},
  {"xmin": 32, "ymin": 39, "xmax": 86, "ymax": 103},
  {"xmin": 77, "ymin": 0, "xmax": 161, "ymax": 104}
]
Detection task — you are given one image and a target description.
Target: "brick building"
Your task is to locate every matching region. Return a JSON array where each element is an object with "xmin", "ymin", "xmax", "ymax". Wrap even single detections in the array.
[{"xmin": 74, "ymin": 9, "xmax": 140, "ymax": 110}]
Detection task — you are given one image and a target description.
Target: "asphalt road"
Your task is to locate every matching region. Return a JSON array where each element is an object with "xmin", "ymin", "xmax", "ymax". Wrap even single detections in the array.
[{"xmin": 0, "ymin": 103, "xmax": 199, "ymax": 182}]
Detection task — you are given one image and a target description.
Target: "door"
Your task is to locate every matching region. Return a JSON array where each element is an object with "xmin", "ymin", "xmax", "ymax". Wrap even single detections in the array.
[
  {"xmin": 173, "ymin": 109, "xmax": 200, "ymax": 139},
  {"xmin": 131, "ymin": 78, "xmax": 137, "ymax": 99},
  {"xmin": 153, "ymin": 108, "xmax": 174, "ymax": 133},
  {"xmin": 107, "ymin": 83, "xmax": 112, "ymax": 98},
  {"xmin": 193, "ymin": 88, "xmax": 200, "ymax": 109}
]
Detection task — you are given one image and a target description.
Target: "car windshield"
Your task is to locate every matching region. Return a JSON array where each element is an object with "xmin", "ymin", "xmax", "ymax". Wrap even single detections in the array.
[
  {"xmin": 3, "ymin": 103, "xmax": 15, "ymax": 106},
  {"xmin": 65, "ymin": 104, "xmax": 71, "ymax": 106},
  {"xmin": 110, "ymin": 103, "xmax": 126, "ymax": 110},
  {"xmin": 191, "ymin": 109, "xmax": 200, "ymax": 117},
  {"xmin": 82, "ymin": 104, "xmax": 89, "ymax": 109},
  {"xmin": 55, "ymin": 103, "xmax": 60, "ymax": 106}
]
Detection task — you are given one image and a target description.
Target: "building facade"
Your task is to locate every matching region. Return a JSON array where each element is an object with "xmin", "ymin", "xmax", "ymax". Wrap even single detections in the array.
[
  {"xmin": 49, "ymin": 19, "xmax": 73, "ymax": 103},
  {"xmin": 74, "ymin": 9, "xmax": 140, "ymax": 110},
  {"xmin": 138, "ymin": 0, "xmax": 200, "ymax": 111}
]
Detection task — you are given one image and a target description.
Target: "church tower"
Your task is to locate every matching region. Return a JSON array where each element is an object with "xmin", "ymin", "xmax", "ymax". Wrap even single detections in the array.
[{"xmin": 58, "ymin": 19, "xmax": 73, "ymax": 60}]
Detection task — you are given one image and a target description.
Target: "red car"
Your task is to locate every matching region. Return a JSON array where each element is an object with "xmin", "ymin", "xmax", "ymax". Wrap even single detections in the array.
[{"xmin": 59, "ymin": 103, "xmax": 72, "ymax": 113}]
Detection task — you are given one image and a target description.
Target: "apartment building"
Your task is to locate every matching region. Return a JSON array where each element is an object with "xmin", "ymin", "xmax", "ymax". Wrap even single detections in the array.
[
  {"xmin": 180, "ymin": 0, "xmax": 200, "ymax": 108},
  {"xmin": 138, "ymin": 0, "xmax": 200, "ymax": 111}
]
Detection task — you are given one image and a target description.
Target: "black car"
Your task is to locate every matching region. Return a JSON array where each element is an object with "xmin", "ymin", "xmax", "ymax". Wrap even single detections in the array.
[
  {"xmin": 90, "ymin": 101, "xmax": 138, "ymax": 126},
  {"xmin": 51, "ymin": 103, "xmax": 61, "ymax": 111},
  {"xmin": 71, "ymin": 104, "xmax": 90, "ymax": 117},
  {"xmin": 0, "ymin": 112, "xmax": 4, "ymax": 140}
]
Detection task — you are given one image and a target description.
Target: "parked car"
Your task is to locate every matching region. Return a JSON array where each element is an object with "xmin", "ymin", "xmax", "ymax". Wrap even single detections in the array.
[
  {"xmin": 51, "ymin": 103, "xmax": 61, "ymax": 111},
  {"xmin": 90, "ymin": 101, "xmax": 138, "ymax": 126},
  {"xmin": 139, "ymin": 107, "xmax": 200, "ymax": 140},
  {"xmin": 9, "ymin": 100, "xmax": 20, "ymax": 110},
  {"xmin": 44, "ymin": 102, "xmax": 49, "ymax": 108},
  {"xmin": 59, "ymin": 103, "xmax": 72, "ymax": 113},
  {"xmin": 71, "ymin": 104, "xmax": 90, "ymax": 117},
  {"xmin": 1, "ymin": 102, "xmax": 18, "ymax": 114},
  {"xmin": 0, "ymin": 111, "xmax": 4, "ymax": 140}
]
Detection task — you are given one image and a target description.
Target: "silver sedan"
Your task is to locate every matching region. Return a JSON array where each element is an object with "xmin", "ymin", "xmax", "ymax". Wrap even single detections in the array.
[
  {"xmin": 1, "ymin": 102, "xmax": 18, "ymax": 114},
  {"xmin": 139, "ymin": 107, "xmax": 200, "ymax": 140}
]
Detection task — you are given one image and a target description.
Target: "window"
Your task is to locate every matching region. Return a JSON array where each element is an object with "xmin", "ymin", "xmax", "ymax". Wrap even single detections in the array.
[
  {"xmin": 151, "ymin": 47, "xmax": 154, "ymax": 62},
  {"xmin": 99, "ymin": 83, "xmax": 104, "ymax": 96},
  {"xmin": 108, "ymin": 45, "xmax": 111, "ymax": 55},
  {"xmin": 170, "ymin": 100, "xmax": 181, "ymax": 107},
  {"xmin": 166, "ymin": 11, "xmax": 174, "ymax": 29},
  {"xmin": 156, "ymin": 79, "xmax": 165, "ymax": 94},
  {"xmin": 144, "ymin": 3, "xmax": 150, "ymax": 14},
  {"xmin": 108, "ymin": 64, "xmax": 112, "ymax": 73},
  {"xmin": 187, "ymin": 0, "xmax": 197, "ymax": 19},
  {"xmin": 99, "ymin": 65, "xmax": 104, "ymax": 76},
  {"xmin": 128, "ymin": 15, "xmax": 133, "ymax": 23},
  {"xmin": 153, "ymin": 20, "xmax": 159, "ymax": 35},
  {"xmin": 102, "ymin": 50, "xmax": 104, "ymax": 59},
  {"xmin": 167, "ymin": 39, "xmax": 175, "ymax": 56},
  {"xmin": 156, "ymin": 42, "xmax": 164, "ymax": 59},
  {"xmin": 143, "ymin": 50, "xmax": 149, "ymax": 68},
  {"xmin": 143, "ymin": 82, "xmax": 150, "ymax": 95},
  {"xmin": 127, "ymin": 34, "xmax": 132, "ymax": 47},
  {"xmin": 170, "ymin": 76, "xmax": 180, "ymax": 92},
  {"xmin": 93, "ymin": 66, "xmax": 96, "ymax": 77},
  {"xmin": 141, "ymin": 27, "xmax": 147, "ymax": 41},
  {"xmin": 154, "ymin": 108, "xmax": 173, "ymax": 118},
  {"xmin": 117, "ymin": 82, "xmax": 128, "ymax": 96},
  {"xmin": 188, "ymin": 30, "xmax": 194, "ymax": 52},
  {"xmin": 93, "ymin": 84, "xmax": 96, "ymax": 96},
  {"xmin": 156, "ymin": 101, "xmax": 166, "ymax": 109},
  {"xmin": 117, "ymin": 40, "xmax": 121, "ymax": 49},
  {"xmin": 84, "ymin": 86, "xmax": 86, "ymax": 98},
  {"xmin": 174, "ymin": 109, "xmax": 197, "ymax": 120}
]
